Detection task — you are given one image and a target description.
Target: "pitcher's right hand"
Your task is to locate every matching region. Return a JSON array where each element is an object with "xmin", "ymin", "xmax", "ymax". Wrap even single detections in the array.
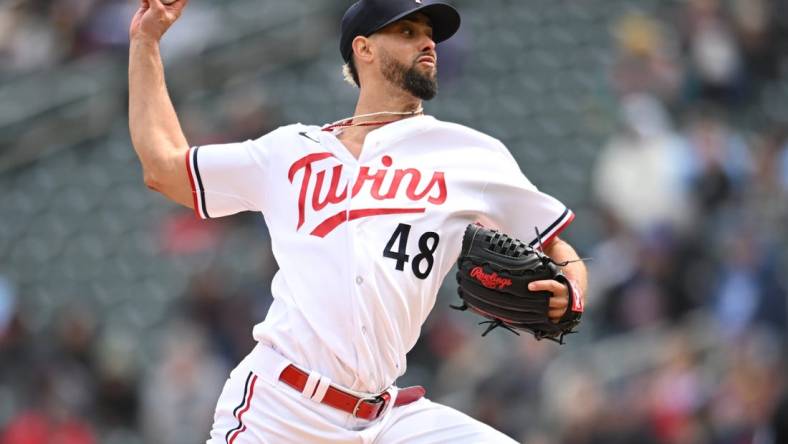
[{"xmin": 129, "ymin": 0, "xmax": 190, "ymax": 43}]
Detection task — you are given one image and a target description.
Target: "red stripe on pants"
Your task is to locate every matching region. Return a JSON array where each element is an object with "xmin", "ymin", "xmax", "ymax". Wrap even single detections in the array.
[{"xmin": 228, "ymin": 375, "xmax": 258, "ymax": 444}]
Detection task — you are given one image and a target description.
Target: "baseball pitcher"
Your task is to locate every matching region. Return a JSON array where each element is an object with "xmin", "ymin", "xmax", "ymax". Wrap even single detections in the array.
[{"xmin": 128, "ymin": 0, "xmax": 588, "ymax": 442}]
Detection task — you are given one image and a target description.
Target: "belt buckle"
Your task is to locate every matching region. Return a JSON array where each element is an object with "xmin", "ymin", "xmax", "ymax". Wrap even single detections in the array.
[{"xmin": 352, "ymin": 395, "xmax": 386, "ymax": 419}]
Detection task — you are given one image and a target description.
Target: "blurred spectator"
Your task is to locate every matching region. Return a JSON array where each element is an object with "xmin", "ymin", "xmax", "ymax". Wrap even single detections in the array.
[
  {"xmin": 677, "ymin": 0, "xmax": 747, "ymax": 104},
  {"xmin": 181, "ymin": 269, "xmax": 260, "ymax": 365},
  {"xmin": 611, "ymin": 13, "xmax": 683, "ymax": 104},
  {"xmin": 53, "ymin": 305, "xmax": 98, "ymax": 374},
  {"xmin": 472, "ymin": 339, "xmax": 557, "ymax": 439},
  {"xmin": 140, "ymin": 320, "xmax": 227, "ymax": 444},
  {"xmin": 676, "ymin": 107, "xmax": 753, "ymax": 215},
  {"xmin": 93, "ymin": 330, "xmax": 140, "ymax": 432},
  {"xmin": 750, "ymin": 125, "xmax": 788, "ymax": 197},
  {"xmin": 596, "ymin": 229, "xmax": 699, "ymax": 335},
  {"xmin": 730, "ymin": 0, "xmax": 780, "ymax": 88},
  {"xmin": 0, "ymin": 0, "xmax": 61, "ymax": 75},
  {"xmin": 79, "ymin": 0, "xmax": 138, "ymax": 52},
  {"xmin": 711, "ymin": 224, "xmax": 786, "ymax": 338},
  {"xmin": 1, "ymin": 364, "xmax": 97, "ymax": 444},
  {"xmin": 593, "ymin": 94, "xmax": 691, "ymax": 234},
  {"xmin": 49, "ymin": 0, "xmax": 99, "ymax": 59},
  {"xmin": 584, "ymin": 212, "xmax": 638, "ymax": 314},
  {"xmin": 707, "ymin": 332, "xmax": 784, "ymax": 444},
  {"xmin": 645, "ymin": 338, "xmax": 707, "ymax": 444},
  {"xmin": 0, "ymin": 0, "xmax": 217, "ymax": 77}
]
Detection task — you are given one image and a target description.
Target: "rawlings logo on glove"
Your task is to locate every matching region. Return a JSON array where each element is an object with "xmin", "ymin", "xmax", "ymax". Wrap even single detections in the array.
[
  {"xmin": 470, "ymin": 267, "xmax": 512, "ymax": 289},
  {"xmin": 453, "ymin": 223, "xmax": 582, "ymax": 343}
]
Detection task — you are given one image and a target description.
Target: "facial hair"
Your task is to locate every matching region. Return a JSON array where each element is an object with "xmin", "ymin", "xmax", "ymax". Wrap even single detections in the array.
[{"xmin": 380, "ymin": 50, "xmax": 438, "ymax": 101}]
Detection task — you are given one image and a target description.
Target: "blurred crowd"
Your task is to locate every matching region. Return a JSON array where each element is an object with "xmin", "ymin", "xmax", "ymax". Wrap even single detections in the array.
[
  {"xmin": 0, "ymin": 0, "xmax": 137, "ymax": 78},
  {"xmin": 0, "ymin": 0, "xmax": 231, "ymax": 82},
  {"xmin": 0, "ymin": 261, "xmax": 270, "ymax": 444},
  {"xmin": 2, "ymin": 0, "xmax": 788, "ymax": 443},
  {"xmin": 542, "ymin": 0, "xmax": 788, "ymax": 442},
  {"xmin": 596, "ymin": 0, "xmax": 788, "ymax": 338}
]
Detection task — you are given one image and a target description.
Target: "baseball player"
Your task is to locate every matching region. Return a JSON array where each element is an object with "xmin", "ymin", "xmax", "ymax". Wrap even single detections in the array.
[{"xmin": 129, "ymin": 0, "xmax": 588, "ymax": 442}]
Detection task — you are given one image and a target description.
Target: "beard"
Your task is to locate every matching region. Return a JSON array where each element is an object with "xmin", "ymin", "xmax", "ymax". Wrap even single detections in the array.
[{"xmin": 380, "ymin": 50, "xmax": 438, "ymax": 101}]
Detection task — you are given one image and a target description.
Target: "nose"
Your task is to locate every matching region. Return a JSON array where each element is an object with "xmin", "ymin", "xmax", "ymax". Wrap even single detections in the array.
[{"xmin": 420, "ymin": 35, "xmax": 436, "ymax": 54}]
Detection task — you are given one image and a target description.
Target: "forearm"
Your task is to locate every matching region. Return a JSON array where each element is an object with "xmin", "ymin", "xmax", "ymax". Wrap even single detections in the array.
[
  {"xmin": 128, "ymin": 37, "xmax": 191, "ymax": 205},
  {"xmin": 544, "ymin": 237, "xmax": 587, "ymax": 296}
]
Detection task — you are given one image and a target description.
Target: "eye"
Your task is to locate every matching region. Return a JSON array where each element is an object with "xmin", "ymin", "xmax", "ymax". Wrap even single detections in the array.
[{"xmin": 402, "ymin": 27, "xmax": 413, "ymax": 36}]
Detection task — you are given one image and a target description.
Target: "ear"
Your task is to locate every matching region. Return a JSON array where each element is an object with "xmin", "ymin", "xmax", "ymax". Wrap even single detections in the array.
[{"xmin": 351, "ymin": 36, "xmax": 374, "ymax": 63}]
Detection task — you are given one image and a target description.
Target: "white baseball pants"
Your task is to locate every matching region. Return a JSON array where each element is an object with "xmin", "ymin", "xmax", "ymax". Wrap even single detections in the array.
[{"xmin": 207, "ymin": 344, "xmax": 517, "ymax": 444}]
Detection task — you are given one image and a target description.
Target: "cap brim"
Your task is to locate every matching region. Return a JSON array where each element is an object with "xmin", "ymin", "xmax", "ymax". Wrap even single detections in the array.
[{"xmin": 369, "ymin": 3, "xmax": 461, "ymax": 44}]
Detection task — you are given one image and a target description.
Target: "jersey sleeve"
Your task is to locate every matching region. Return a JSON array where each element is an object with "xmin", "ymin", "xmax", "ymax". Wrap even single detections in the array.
[
  {"xmin": 478, "ymin": 145, "xmax": 574, "ymax": 248},
  {"xmin": 185, "ymin": 139, "xmax": 269, "ymax": 219}
]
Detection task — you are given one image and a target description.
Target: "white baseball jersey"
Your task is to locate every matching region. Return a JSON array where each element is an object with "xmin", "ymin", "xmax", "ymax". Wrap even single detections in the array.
[{"xmin": 186, "ymin": 115, "xmax": 573, "ymax": 394}]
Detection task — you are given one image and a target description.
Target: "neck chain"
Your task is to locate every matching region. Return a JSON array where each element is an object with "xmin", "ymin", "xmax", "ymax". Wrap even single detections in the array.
[{"xmin": 322, "ymin": 107, "xmax": 424, "ymax": 132}]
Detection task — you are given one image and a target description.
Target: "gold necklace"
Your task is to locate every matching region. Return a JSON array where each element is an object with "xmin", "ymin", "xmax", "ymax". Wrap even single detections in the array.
[{"xmin": 322, "ymin": 107, "xmax": 424, "ymax": 132}]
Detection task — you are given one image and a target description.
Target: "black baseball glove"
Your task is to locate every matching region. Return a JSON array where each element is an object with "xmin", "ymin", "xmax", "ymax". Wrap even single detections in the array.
[{"xmin": 453, "ymin": 223, "xmax": 583, "ymax": 343}]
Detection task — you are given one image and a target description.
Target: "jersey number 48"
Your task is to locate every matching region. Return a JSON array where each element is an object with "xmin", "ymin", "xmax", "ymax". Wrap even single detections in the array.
[{"xmin": 383, "ymin": 223, "xmax": 440, "ymax": 280}]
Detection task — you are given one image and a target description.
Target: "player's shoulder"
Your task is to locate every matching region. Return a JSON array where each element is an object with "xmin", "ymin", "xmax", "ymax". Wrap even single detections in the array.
[
  {"xmin": 427, "ymin": 117, "xmax": 509, "ymax": 154},
  {"xmin": 252, "ymin": 123, "xmax": 322, "ymax": 143},
  {"xmin": 427, "ymin": 117, "xmax": 523, "ymax": 173}
]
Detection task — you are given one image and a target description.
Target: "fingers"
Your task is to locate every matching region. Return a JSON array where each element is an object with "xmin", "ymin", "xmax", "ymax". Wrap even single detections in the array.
[
  {"xmin": 549, "ymin": 308, "xmax": 566, "ymax": 322},
  {"xmin": 528, "ymin": 280, "xmax": 566, "ymax": 296},
  {"xmin": 549, "ymin": 295, "xmax": 567, "ymax": 309},
  {"xmin": 130, "ymin": 0, "xmax": 188, "ymax": 42},
  {"xmin": 530, "ymin": 280, "xmax": 569, "ymax": 322}
]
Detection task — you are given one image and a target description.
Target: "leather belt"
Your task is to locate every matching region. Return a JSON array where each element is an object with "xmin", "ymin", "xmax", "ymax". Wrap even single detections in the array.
[{"xmin": 278, "ymin": 364, "xmax": 425, "ymax": 421}]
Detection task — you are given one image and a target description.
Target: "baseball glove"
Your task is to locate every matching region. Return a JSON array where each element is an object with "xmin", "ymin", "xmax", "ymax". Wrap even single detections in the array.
[{"xmin": 453, "ymin": 223, "xmax": 583, "ymax": 343}]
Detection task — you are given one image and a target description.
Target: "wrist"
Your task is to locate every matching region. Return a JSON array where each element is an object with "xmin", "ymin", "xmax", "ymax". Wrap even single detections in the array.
[{"xmin": 130, "ymin": 34, "xmax": 162, "ymax": 47}]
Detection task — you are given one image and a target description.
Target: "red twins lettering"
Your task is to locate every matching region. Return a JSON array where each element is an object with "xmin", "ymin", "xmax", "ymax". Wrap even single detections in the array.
[
  {"xmin": 288, "ymin": 153, "xmax": 447, "ymax": 236},
  {"xmin": 470, "ymin": 266, "xmax": 512, "ymax": 289}
]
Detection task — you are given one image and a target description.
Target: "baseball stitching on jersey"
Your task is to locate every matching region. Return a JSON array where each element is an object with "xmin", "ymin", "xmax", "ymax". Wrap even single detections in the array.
[{"xmin": 225, "ymin": 371, "xmax": 257, "ymax": 444}]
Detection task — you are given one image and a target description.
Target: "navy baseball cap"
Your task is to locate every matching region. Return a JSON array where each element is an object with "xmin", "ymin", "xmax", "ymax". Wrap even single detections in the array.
[{"xmin": 340, "ymin": 0, "xmax": 461, "ymax": 62}]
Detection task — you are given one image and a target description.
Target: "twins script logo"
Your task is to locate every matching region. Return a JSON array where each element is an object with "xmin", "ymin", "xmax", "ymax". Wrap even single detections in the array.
[
  {"xmin": 288, "ymin": 153, "xmax": 447, "ymax": 237},
  {"xmin": 470, "ymin": 266, "xmax": 513, "ymax": 289}
]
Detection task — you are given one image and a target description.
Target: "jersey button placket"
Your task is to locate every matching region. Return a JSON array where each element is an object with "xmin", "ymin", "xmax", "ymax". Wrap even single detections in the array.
[
  {"xmin": 351, "ymin": 219, "xmax": 369, "ymax": 339},
  {"xmin": 349, "ymin": 160, "xmax": 369, "ymax": 297},
  {"xmin": 346, "ymin": 163, "xmax": 374, "ymax": 371}
]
